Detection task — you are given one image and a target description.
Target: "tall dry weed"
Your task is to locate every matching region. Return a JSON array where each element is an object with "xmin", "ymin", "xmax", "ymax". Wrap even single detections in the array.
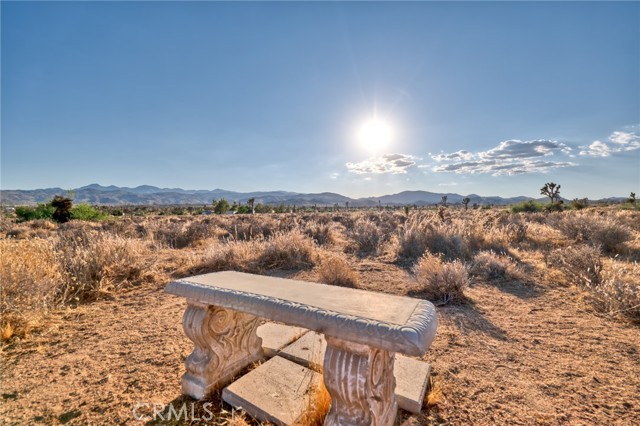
[
  {"xmin": 348, "ymin": 218, "xmax": 383, "ymax": 255},
  {"xmin": 413, "ymin": 251, "xmax": 469, "ymax": 305},
  {"xmin": 0, "ymin": 238, "xmax": 63, "ymax": 338},
  {"xmin": 258, "ymin": 229, "xmax": 319, "ymax": 270},
  {"xmin": 317, "ymin": 255, "xmax": 359, "ymax": 287},
  {"xmin": 196, "ymin": 239, "xmax": 263, "ymax": 274},
  {"xmin": 470, "ymin": 251, "xmax": 520, "ymax": 281},
  {"xmin": 553, "ymin": 213, "xmax": 632, "ymax": 253},
  {"xmin": 55, "ymin": 230, "xmax": 159, "ymax": 303}
]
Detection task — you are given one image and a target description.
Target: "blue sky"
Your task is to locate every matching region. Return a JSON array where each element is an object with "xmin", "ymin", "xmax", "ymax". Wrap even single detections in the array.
[{"xmin": 2, "ymin": 1, "xmax": 638, "ymax": 199}]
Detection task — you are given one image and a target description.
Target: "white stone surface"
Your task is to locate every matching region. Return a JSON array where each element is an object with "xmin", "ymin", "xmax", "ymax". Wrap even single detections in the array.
[
  {"xmin": 222, "ymin": 356, "xmax": 321, "ymax": 426},
  {"xmin": 394, "ymin": 354, "xmax": 432, "ymax": 414},
  {"xmin": 166, "ymin": 271, "xmax": 437, "ymax": 356},
  {"xmin": 257, "ymin": 322, "xmax": 307, "ymax": 358},
  {"xmin": 279, "ymin": 330, "xmax": 326, "ymax": 371}
]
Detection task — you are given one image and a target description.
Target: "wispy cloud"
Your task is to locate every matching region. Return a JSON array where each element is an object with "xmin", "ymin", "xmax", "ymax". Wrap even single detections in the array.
[
  {"xmin": 579, "ymin": 131, "xmax": 640, "ymax": 157},
  {"xmin": 479, "ymin": 139, "xmax": 572, "ymax": 160},
  {"xmin": 432, "ymin": 150, "xmax": 475, "ymax": 162},
  {"xmin": 431, "ymin": 139, "xmax": 575, "ymax": 176},
  {"xmin": 346, "ymin": 153, "xmax": 417, "ymax": 174}
]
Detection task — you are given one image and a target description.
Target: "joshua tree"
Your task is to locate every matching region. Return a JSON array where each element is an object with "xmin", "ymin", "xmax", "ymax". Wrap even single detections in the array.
[
  {"xmin": 629, "ymin": 192, "xmax": 637, "ymax": 207},
  {"xmin": 462, "ymin": 197, "xmax": 471, "ymax": 210},
  {"xmin": 540, "ymin": 182, "xmax": 561, "ymax": 204},
  {"xmin": 247, "ymin": 197, "xmax": 255, "ymax": 214},
  {"xmin": 51, "ymin": 195, "xmax": 73, "ymax": 223},
  {"xmin": 345, "ymin": 201, "xmax": 349, "ymax": 210},
  {"xmin": 441, "ymin": 195, "xmax": 448, "ymax": 207}
]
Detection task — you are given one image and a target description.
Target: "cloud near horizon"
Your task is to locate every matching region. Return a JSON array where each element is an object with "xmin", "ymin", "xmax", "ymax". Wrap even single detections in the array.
[
  {"xmin": 579, "ymin": 131, "xmax": 640, "ymax": 157},
  {"xmin": 346, "ymin": 153, "xmax": 418, "ymax": 174},
  {"xmin": 429, "ymin": 139, "xmax": 576, "ymax": 175},
  {"xmin": 345, "ymin": 129, "xmax": 636, "ymax": 177}
]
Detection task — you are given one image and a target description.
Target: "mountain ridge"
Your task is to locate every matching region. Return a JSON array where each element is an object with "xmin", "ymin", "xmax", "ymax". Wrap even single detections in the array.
[{"xmin": 0, "ymin": 184, "xmax": 625, "ymax": 206}]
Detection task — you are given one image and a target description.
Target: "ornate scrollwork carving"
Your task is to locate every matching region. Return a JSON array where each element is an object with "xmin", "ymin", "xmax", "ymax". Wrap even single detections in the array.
[
  {"xmin": 323, "ymin": 337, "xmax": 397, "ymax": 426},
  {"xmin": 181, "ymin": 301, "xmax": 263, "ymax": 399}
]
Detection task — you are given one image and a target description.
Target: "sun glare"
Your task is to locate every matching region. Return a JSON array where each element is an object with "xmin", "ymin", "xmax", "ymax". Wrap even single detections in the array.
[{"xmin": 357, "ymin": 117, "xmax": 393, "ymax": 153}]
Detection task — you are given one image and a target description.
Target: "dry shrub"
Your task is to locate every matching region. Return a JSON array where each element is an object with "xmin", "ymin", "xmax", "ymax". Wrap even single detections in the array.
[
  {"xmin": 470, "ymin": 251, "xmax": 519, "ymax": 281},
  {"xmin": 413, "ymin": 251, "xmax": 469, "ymax": 305},
  {"xmin": 397, "ymin": 213, "xmax": 472, "ymax": 262},
  {"xmin": 197, "ymin": 240, "xmax": 263, "ymax": 273},
  {"xmin": 27, "ymin": 219, "xmax": 58, "ymax": 231},
  {"xmin": 5, "ymin": 226, "xmax": 33, "ymax": 240},
  {"xmin": 303, "ymin": 220, "xmax": 339, "ymax": 246},
  {"xmin": 318, "ymin": 255, "xmax": 359, "ymax": 287},
  {"xmin": 554, "ymin": 213, "xmax": 632, "ymax": 253},
  {"xmin": 147, "ymin": 219, "xmax": 190, "ymax": 248},
  {"xmin": 348, "ymin": 218, "xmax": 382, "ymax": 255},
  {"xmin": 557, "ymin": 245, "xmax": 639, "ymax": 322},
  {"xmin": 55, "ymin": 230, "xmax": 159, "ymax": 303},
  {"xmin": 0, "ymin": 238, "xmax": 63, "ymax": 339},
  {"xmin": 594, "ymin": 263, "xmax": 640, "ymax": 323},
  {"xmin": 258, "ymin": 229, "xmax": 318, "ymax": 270},
  {"xmin": 556, "ymin": 245, "xmax": 603, "ymax": 287}
]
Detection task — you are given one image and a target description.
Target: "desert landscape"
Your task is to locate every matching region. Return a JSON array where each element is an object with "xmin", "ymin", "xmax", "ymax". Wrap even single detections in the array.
[{"xmin": 1, "ymin": 204, "xmax": 639, "ymax": 425}]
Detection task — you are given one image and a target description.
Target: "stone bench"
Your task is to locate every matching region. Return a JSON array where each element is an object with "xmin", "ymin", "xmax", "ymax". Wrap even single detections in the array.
[{"xmin": 165, "ymin": 271, "xmax": 437, "ymax": 426}]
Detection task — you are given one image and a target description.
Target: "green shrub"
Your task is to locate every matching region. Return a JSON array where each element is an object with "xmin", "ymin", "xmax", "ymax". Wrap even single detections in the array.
[
  {"xmin": 570, "ymin": 198, "xmax": 589, "ymax": 210},
  {"xmin": 235, "ymin": 205, "xmax": 252, "ymax": 214},
  {"xmin": 213, "ymin": 198, "xmax": 230, "ymax": 214},
  {"xmin": 510, "ymin": 200, "xmax": 544, "ymax": 213},
  {"xmin": 544, "ymin": 201, "xmax": 565, "ymax": 212},
  {"xmin": 15, "ymin": 204, "xmax": 55, "ymax": 221},
  {"xmin": 70, "ymin": 204, "xmax": 109, "ymax": 221}
]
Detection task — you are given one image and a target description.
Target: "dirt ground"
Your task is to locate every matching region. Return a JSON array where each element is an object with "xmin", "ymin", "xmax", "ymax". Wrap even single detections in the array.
[{"xmin": 2, "ymin": 257, "xmax": 639, "ymax": 426}]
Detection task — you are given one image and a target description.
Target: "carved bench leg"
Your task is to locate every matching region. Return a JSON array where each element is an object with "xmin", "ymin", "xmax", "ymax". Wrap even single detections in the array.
[
  {"xmin": 181, "ymin": 300, "xmax": 263, "ymax": 400},
  {"xmin": 323, "ymin": 336, "xmax": 397, "ymax": 426}
]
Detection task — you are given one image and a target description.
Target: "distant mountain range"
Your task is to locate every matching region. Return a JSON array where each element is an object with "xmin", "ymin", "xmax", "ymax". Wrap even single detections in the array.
[{"xmin": 0, "ymin": 184, "xmax": 625, "ymax": 207}]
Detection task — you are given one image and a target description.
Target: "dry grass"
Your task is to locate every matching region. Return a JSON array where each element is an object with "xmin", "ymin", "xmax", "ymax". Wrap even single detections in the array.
[
  {"xmin": 317, "ymin": 255, "xmax": 359, "ymax": 287},
  {"xmin": 295, "ymin": 378, "xmax": 331, "ymax": 426},
  {"xmin": 552, "ymin": 212, "xmax": 633, "ymax": 253},
  {"xmin": 426, "ymin": 376, "xmax": 444, "ymax": 407},
  {"xmin": 347, "ymin": 217, "xmax": 383, "ymax": 255},
  {"xmin": 0, "ymin": 238, "xmax": 63, "ymax": 339},
  {"xmin": 413, "ymin": 251, "xmax": 469, "ymax": 305},
  {"xmin": 470, "ymin": 251, "xmax": 521, "ymax": 281},
  {"xmin": 54, "ymin": 229, "xmax": 161, "ymax": 303},
  {"xmin": 258, "ymin": 229, "xmax": 319, "ymax": 270}
]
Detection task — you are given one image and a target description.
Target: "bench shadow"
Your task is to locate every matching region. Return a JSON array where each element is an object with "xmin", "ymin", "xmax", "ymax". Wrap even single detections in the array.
[
  {"xmin": 491, "ymin": 279, "xmax": 544, "ymax": 300},
  {"xmin": 407, "ymin": 292, "xmax": 508, "ymax": 342}
]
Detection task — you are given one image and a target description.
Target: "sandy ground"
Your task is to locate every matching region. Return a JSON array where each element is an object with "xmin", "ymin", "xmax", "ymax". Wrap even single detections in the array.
[{"xmin": 2, "ymin": 261, "xmax": 639, "ymax": 425}]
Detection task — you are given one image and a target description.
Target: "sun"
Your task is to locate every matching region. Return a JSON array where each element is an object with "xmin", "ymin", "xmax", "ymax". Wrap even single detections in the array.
[{"xmin": 357, "ymin": 117, "xmax": 393, "ymax": 153}]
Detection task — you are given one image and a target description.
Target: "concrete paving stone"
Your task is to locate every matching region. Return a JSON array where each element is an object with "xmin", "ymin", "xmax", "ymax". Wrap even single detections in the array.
[
  {"xmin": 278, "ymin": 330, "xmax": 326, "ymax": 371},
  {"xmin": 394, "ymin": 354, "xmax": 431, "ymax": 414},
  {"xmin": 278, "ymin": 332, "xmax": 431, "ymax": 414},
  {"xmin": 222, "ymin": 356, "xmax": 322, "ymax": 426},
  {"xmin": 257, "ymin": 322, "xmax": 308, "ymax": 358}
]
